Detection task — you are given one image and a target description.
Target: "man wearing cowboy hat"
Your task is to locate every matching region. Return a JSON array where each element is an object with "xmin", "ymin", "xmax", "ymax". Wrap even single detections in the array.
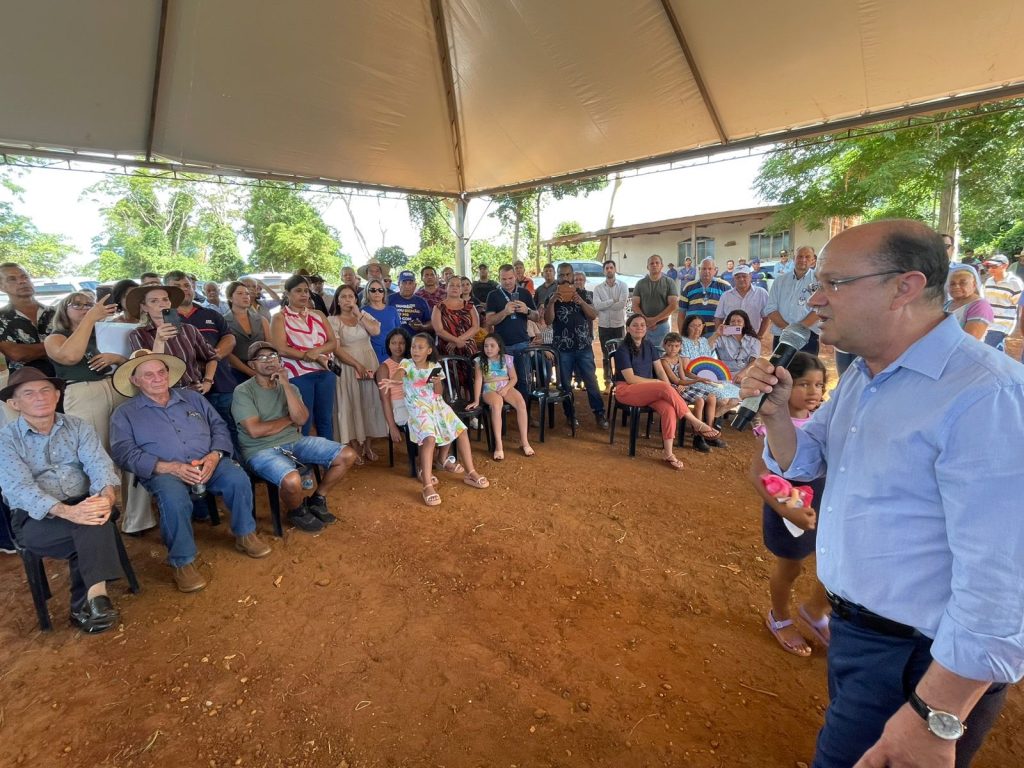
[
  {"xmin": 0, "ymin": 367, "xmax": 127, "ymax": 633},
  {"xmin": 357, "ymin": 260, "xmax": 395, "ymax": 294},
  {"xmin": 110, "ymin": 350, "xmax": 270, "ymax": 593}
]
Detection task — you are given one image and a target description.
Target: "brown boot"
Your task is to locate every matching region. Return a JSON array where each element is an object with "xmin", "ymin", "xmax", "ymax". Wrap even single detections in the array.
[
  {"xmin": 235, "ymin": 532, "xmax": 271, "ymax": 558},
  {"xmin": 173, "ymin": 563, "xmax": 207, "ymax": 593}
]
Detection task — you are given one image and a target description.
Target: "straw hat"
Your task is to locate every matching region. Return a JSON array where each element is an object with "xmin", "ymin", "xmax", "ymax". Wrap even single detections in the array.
[
  {"xmin": 123, "ymin": 284, "xmax": 185, "ymax": 319},
  {"xmin": 356, "ymin": 259, "xmax": 391, "ymax": 280},
  {"xmin": 113, "ymin": 349, "xmax": 187, "ymax": 397}
]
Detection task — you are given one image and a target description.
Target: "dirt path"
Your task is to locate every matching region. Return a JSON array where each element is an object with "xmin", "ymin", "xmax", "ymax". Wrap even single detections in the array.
[{"xmin": 1, "ymin": 401, "xmax": 1020, "ymax": 767}]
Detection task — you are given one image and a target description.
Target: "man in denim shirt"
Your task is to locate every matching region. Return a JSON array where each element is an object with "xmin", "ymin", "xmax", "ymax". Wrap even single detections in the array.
[{"xmin": 110, "ymin": 350, "xmax": 270, "ymax": 594}]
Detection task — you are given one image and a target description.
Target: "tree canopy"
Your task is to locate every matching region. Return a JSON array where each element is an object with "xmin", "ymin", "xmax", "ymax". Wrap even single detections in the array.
[
  {"xmin": 753, "ymin": 102, "xmax": 1024, "ymax": 254},
  {"xmin": 243, "ymin": 184, "xmax": 346, "ymax": 276},
  {"xmin": 0, "ymin": 171, "xmax": 75, "ymax": 277}
]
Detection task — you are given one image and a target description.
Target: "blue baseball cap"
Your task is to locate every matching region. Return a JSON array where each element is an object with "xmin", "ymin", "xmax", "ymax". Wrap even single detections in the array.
[{"xmin": 398, "ymin": 270, "xmax": 416, "ymax": 282}]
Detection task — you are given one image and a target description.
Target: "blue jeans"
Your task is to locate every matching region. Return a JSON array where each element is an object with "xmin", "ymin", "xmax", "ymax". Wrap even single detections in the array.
[
  {"xmin": 813, "ymin": 615, "xmax": 1008, "ymax": 768},
  {"xmin": 247, "ymin": 437, "xmax": 343, "ymax": 487},
  {"xmin": 557, "ymin": 347, "xmax": 604, "ymax": 417},
  {"xmin": 291, "ymin": 370, "xmax": 336, "ymax": 440},
  {"xmin": 646, "ymin": 321, "xmax": 670, "ymax": 352},
  {"xmin": 143, "ymin": 458, "xmax": 255, "ymax": 567},
  {"xmin": 984, "ymin": 329, "xmax": 1006, "ymax": 351},
  {"xmin": 506, "ymin": 341, "xmax": 531, "ymax": 401}
]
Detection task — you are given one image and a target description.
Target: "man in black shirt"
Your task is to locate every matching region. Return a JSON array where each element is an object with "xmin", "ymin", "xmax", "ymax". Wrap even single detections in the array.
[
  {"xmin": 484, "ymin": 264, "xmax": 539, "ymax": 401},
  {"xmin": 470, "ymin": 264, "xmax": 498, "ymax": 307}
]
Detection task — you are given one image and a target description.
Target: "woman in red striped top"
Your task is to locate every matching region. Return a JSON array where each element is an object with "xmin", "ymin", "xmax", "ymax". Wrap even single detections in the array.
[{"xmin": 270, "ymin": 275, "xmax": 339, "ymax": 440}]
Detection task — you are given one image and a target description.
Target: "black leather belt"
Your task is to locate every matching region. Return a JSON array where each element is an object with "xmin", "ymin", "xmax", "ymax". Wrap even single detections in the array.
[{"xmin": 826, "ymin": 590, "xmax": 923, "ymax": 640}]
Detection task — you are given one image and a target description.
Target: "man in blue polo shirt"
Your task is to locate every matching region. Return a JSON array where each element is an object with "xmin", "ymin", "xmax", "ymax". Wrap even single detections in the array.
[
  {"xmin": 387, "ymin": 271, "xmax": 432, "ymax": 334},
  {"xmin": 484, "ymin": 264, "xmax": 539, "ymax": 401}
]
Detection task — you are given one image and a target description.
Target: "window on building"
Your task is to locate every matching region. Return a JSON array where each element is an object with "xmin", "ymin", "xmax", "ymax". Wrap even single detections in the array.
[
  {"xmin": 678, "ymin": 237, "xmax": 715, "ymax": 263},
  {"xmin": 749, "ymin": 230, "xmax": 791, "ymax": 262}
]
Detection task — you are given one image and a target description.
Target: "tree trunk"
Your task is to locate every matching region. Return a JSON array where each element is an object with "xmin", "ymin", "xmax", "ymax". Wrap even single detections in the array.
[
  {"xmin": 512, "ymin": 219, "xmax": 520, "ymax": 261},
  {"xmin": 535, "ymin": 190, "xmax": 543, "ymax": 273},
  {"xmin": 937, "ymin": 163, "xmax": 958, "ymax": 248}
]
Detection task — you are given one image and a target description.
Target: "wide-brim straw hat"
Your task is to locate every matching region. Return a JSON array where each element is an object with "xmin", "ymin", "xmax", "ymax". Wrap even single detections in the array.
[
  {"xmin": 357, "ymin": 259, "xmax": 391, "ymax": 280},
  {"xmin": 123, "ymin": 284, "xmax": 185, "ymax": 319},
  {"xmin": 112, "ymin": 349, "xmax": 187, "ymax": 397}
]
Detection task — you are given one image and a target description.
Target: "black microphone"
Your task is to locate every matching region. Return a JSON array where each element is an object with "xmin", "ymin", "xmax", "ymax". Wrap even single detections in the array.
[{"xmin": 731, "ymin": 323, "xmax": 813, "ymax": 430}]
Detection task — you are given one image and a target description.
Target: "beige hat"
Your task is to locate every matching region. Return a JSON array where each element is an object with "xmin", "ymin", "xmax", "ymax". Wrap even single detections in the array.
[
  {"xmin": 123, "ymin": 284, "xmax": 185, "ymax": 319},
  {"xmin": 356, "ymin": 259, "xmax": 391, "ymax": 280},
  {"xmin": 113, "ymin": 349, "xmax": 187, "ymax": 397}
]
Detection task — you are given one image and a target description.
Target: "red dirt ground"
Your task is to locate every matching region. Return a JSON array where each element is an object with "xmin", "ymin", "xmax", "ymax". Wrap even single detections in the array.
[{"xmin": 1, "ymin": 372, "xmax": 1020, "ymax": 767}]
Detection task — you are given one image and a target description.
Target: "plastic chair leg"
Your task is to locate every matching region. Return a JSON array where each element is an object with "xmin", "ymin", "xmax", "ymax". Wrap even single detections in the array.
[
  {"xmin": 267, "ymin": 484, "xmax": 283, "ymax": 538},
  {"xmin": 628, "ymin": 409, "xmax": 640, "ymax": 457},
  {"xmin": 204, "ymin": 494, "xmax": 221, "ymax": 526},
  {"xmin": 22, "ymin": 553, "xmax": 53, "ymax": 631},
  {"xmin": 113, "ymin": 531, "xmax": 141, "ymax": 594}
]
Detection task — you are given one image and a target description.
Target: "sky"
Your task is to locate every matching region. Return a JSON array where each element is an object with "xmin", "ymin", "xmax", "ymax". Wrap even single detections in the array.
[{"xmin": 1, "ymin": 149, "xmax": 769, "ymax": 275}]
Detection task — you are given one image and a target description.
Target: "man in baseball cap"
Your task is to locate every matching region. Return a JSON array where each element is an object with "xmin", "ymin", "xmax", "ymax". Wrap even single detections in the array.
[
  {"xmin": 981, "ymin": 254, "xmax": 1023, "ymax": 350},
  {"xmin": 387, "ymin": 270, "xmax": 432, "ymax": 333},
  {"xmin": 0, "ymin": 367, "xmax": 127, "ymax": 633}
]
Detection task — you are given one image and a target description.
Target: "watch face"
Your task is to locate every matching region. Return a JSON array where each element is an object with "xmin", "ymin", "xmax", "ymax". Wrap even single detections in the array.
[{"xmin": 928, "ymin": 711, "xmax": 965, "ymax": 740}]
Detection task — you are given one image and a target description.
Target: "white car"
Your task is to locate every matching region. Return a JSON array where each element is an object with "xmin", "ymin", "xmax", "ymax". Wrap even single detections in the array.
[
  {"xmin": 555, "ymin": 259, "xmax": 643, "ymax": 294},
  {"xmin": 33, "ymin": 279, "xmax": 97, "ymax": 307}
]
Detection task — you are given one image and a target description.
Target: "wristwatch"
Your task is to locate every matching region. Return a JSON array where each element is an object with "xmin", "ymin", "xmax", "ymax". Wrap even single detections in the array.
[{"xmin": 908, "ymin": 690, "xmax": 966, "ymax": 741}]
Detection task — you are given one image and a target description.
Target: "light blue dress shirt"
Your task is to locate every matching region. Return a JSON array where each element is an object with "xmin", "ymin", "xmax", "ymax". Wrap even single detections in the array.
[
  {"xmin": 764, "ymin": 268, "xmax": 819, "ymax": 334},
  {"xmin": 765, "ymin": 315, "xmax": 1024, "ymax": 682}
]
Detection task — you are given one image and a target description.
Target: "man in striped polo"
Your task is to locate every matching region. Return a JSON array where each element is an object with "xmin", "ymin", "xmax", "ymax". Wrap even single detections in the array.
[{"xmin": 981, "ymin": 254, "xmax": 1022, "ymax": 352}]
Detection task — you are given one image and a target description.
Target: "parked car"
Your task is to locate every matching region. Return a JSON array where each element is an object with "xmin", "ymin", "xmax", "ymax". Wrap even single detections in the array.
[
  {"xmin": 555, "ymin": 259, "xmax": 644, "ymax": 294},
  {"xmin": 33, "ymin": 279, "xmax": 93, "ymax": 307}
]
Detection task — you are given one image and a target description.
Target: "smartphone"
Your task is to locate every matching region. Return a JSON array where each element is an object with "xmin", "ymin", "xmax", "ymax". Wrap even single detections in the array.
[
  {"xmin": 162, "ymin": 308, "xmax": 182, "ymax": 327},
  {"xmin": 426, "ymin": 367, "xmax": 443, "ymax": 381},
  {"xmin": 722, "ymin": 325, "xmax": 741, "ymax": 336}
]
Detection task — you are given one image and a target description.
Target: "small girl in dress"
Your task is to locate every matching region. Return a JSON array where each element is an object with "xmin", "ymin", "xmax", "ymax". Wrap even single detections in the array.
[
  {"xmin": 748, "ymin": 351, "xmax": 831, "ymax": 657},
  {"xmin": 657, "ymin": 332, "xmax": 717, "ymax": 453},
  {"xmin": 468, "ymin": 333, "xmax": 534, "ymax": 461},
  {"xmin": 375, "ymin": 327, "xmax": 412, "ymax": 445},
  {"xmin": 380, "ymin": 333, "xmax": 490, "ymax": 506}
]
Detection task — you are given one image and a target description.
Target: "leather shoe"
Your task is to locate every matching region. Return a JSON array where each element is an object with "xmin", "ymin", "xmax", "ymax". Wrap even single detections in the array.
[
  {"xmin": 70, "ymin": 595, "xmax": 119, "ymax": 634},
  {"xmin": 305, "ymin": 494, "xmax": 337, "ymax": 524},
  {"xmin": 705, "ymin": 436, "xmax": 728, "ymax": 449},
  {"xmin": 235, "ymin": 532, "xmax": 271, "ymax": 558},
  {"xmin": 173, "ymin": 563, "xmax": 207, "ymax": 593},
  {"xmin": 596, "ymin": 415, "xmax": 610, "ymax": 430}
]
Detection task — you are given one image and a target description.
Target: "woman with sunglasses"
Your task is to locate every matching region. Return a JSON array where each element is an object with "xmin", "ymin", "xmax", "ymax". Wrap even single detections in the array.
[
  {"xmin": 44, "ymin": 292, "xmax": 126, "ymax": 446},
  {"xmin": 360, "ymin": 278, "xmax": 400, "ymax": 363}
]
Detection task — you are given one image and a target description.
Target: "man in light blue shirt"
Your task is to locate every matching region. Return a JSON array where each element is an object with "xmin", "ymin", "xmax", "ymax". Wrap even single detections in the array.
[
  {"xmin": 765, "ymin": 245, "xmax": 820, "ymax": 354},
  {"xmin": 776, "ymin": 249, "xmax": 795, "ymax": 275},
  {"xmin": 744, "ymin": 220, "xmax": 1023, "ymax": 767}
]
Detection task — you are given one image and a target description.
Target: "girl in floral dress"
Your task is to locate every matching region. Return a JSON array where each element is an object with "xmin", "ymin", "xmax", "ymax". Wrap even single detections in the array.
[{"xmin": 383, "ymin": 333, "xmax": 489, "ymax": 506}]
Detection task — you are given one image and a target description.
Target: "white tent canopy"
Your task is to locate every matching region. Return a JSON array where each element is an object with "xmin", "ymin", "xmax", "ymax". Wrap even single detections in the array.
[{"xmin": 2, "ymin": 0, "xmax": 1023, "ymax": 197}]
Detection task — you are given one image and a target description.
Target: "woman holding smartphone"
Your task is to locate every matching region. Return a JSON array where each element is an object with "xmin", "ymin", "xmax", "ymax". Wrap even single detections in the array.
[
  {"xmin": 125, "ymin": 285, "xmax": 219, "ymax": 391},
  {"xmin": 714, "ymin": 310, "xmax": 763, "ymax": 379}
]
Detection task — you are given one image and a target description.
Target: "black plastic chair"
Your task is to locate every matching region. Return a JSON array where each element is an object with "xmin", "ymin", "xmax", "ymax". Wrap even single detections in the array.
[
  {"xmin": 471, "ymin": 352, "xmax": 515, "ymax": 453},
  {"xmin": 521, "ymin": 345, "xmax": 576, "ymax": 442},
  {"xmin": 437, "ymin": 356, "xmax": 490, "ymax": 452},
  {"xmin": 387, "ymin": 424, "xmax": 419, "ymax": 478},
  {"xmin": 247, "ymin": 474, "xmax": 284, "ymax": 537},
  {"xmin": 0, "ymin": 497, "xmax": 140, "ymax": 632}
]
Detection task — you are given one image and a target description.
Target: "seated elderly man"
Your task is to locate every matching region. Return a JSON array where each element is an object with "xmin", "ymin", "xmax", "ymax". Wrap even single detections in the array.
[
  {"xmin": 110, "ymin": 350, "xmax": 270, "ymax": 594},
  {"xmin": 0, "ymin": 368, "xmax": 126, "ymax": 633},
  {"xmin": 232, "ymin": 342, "xmax": 357, "ymax": 533}
]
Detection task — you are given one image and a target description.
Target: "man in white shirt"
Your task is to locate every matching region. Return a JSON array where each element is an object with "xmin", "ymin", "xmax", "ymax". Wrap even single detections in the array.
[
  {"xmin": 765, "ymin": 245, "xmax": 820, "ymax": 354},
  {"xmin": 981, "ymin": 254, "xmax": 1023, "ymax": 351},
  {"xmin": 715, "ymin": 266, "xmax": 771, "ymax": 337},
  {"xmin": 592, "ymin": 259, "xmax": 628, "ymax": 385}
]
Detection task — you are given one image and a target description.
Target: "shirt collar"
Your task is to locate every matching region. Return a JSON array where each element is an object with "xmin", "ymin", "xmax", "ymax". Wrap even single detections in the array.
[
  {"xmin": 136, "ymin": 388, "xmax": 188, "ymax": 408},
  {"xmin": 16, "ymin": 413, "xmax": 66, "ymax": 437},
  {"xmin": 854, "ymin": 314, "xmax": 961, "ymax": 382}
]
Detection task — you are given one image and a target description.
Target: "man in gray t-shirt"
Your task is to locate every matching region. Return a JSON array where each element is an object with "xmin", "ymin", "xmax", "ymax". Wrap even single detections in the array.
[{"xmin": 632, "ymin": 254, "xmax": 679, "ymax": 349}]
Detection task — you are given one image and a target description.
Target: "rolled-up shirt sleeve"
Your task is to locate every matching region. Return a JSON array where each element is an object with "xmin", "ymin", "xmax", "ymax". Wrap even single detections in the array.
[
  {"xmin": 931, "ymin": 385, "xmax": 1024, "ymax": 682},
  {"xmin": 0, "ymin": 428, "xmax": 62, "ymax": 520}
]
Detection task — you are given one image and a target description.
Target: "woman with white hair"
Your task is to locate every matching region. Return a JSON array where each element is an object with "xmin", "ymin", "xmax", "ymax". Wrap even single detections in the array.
[{"xmin": 944, "ymin": 263, "xmax": 993, "ymax": 341}]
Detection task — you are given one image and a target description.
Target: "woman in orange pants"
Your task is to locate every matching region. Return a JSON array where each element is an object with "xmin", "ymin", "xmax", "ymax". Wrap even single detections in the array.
[{"xmin": 612, "ymin": 314, "xmax": 721, "ymax": 470}]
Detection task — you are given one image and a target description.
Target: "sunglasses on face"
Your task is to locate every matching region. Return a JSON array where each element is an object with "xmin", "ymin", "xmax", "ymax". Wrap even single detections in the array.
[{"xmin": 368, "ymin": 288, "xmax": 385, "ymax": 294}]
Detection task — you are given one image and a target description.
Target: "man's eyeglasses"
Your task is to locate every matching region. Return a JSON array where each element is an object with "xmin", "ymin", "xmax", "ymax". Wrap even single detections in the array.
[
  {"xmin": 807, "ymin": 270, "xmax": 903, "ymax": 294},
  {"xmin": 252, "ymin": 353, "xmax": 280, "ymax": 362},
  {"xmin": 69, "ymin": 302, "xmax": 95, "ymax": 310}
]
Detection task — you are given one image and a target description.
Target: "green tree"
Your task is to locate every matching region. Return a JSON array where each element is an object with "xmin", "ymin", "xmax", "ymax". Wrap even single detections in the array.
[
  {"xmin": 753, "ymin": 102, "xmax": 1024, "ymax": 252},
  {"xmin": 469, "ymin": 240, "xmax": 514, "ymax": 275},
  {"xmin": 373, "ymin": 245, "xmax": 409, "ymax": 270},
  {"xmin": 407, "ymin": 196, "xmax": 456, "ymax": 250},
  {"xmin": 548, "ymin": 220, "xmax": 600, "ymax": 265},
  {"xmin": 243, "ymin": 184, "xmax": 344, "ymax": 276},
  {"xmin": 0, "ymin": 201, "xmax": 74, "ymax": 277}
]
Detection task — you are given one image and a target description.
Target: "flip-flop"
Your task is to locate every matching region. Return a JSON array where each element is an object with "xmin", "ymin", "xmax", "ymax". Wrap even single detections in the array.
[
  {"xmin": 463, "ymin": 473, "xmax": 490, "ymax": 489},
  {"xmin": 663, "ymin": 455, "xmax": 685, "ymax": 471},
  {"xmin": 421, "ymin": 485, "xmax": 441, "ymax": 506},
  {"xmin": 766, "ymin": 610, "xmax": 812, "ymax": 657},
  {"xmin": 493, "ymin": 450, "xmax": 505, "ymax": 461},
  {"xmin": 697, "ymin": 425, "xmax": 721, "ymax": 439},
  {"xmin": 521, "ymin": 446, "xmax": 535, "ymax": 457},
  {"xmin": 798, "ymin": 605, "xmax": 831, "ymax": 648}
]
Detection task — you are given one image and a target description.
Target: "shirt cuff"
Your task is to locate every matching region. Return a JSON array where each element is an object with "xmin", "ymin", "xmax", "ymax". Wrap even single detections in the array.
[
  {"xmin": 27, "ymin": 493, "xmax": 64, "ymax": 521},
  {"xmin": 931, "ymin": 613, "xmax": 1024, "ymax": 684}
]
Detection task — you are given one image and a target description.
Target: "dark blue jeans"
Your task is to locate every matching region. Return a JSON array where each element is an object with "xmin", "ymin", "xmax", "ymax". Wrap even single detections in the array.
[
  {"xmin": 813, "ymin": 615, "xmax": 1008, "ymax": 768},
  {"xmin": 984, "ymin": 329, "xmax": 1006, "ymax": 351},
  {"xmin": 143, "ymin": 458, "xmax": 255, "ymax": 567},
  {"xmin": 208, "ymin": 392, "xmax": 238, "ymax": 453},
  {"xmin": 557, "ymin": 347, "xmax": 605, "ymax": 418},
  {"xmin": 506, "ymin": 341, "xmax": 531, "ymax": 401},
  {"xmin": 291, "ymin": 369, "xmax": 336, "ymax": 440}
]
